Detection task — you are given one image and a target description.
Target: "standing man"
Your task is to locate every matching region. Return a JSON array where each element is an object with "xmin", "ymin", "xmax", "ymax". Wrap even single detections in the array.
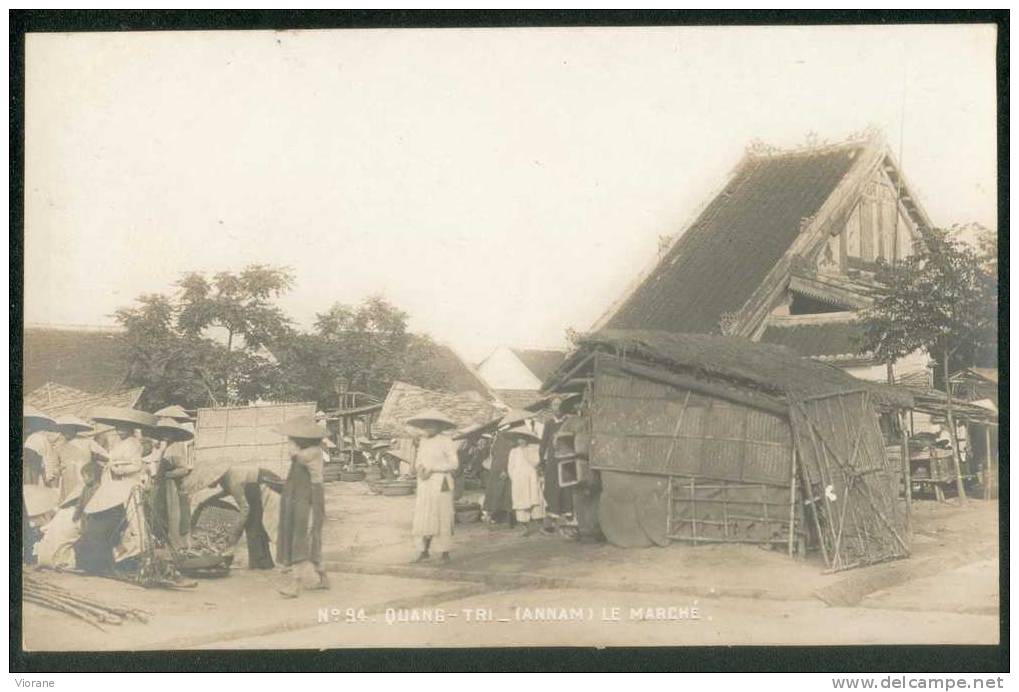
[
  {"xmin": 540, "ymin": 394, "xmax": 581, "ymax": 533},
  {"xmin": 407, "ymin": 408, "xmax": 459, "ymax": 564},
  {"xmin": 506, "ymin": 428, "xmax": 544, "ymax": 536},
  {"xmin": 275, "ymin": 416, "xmax": 330, "ymax": 598}
]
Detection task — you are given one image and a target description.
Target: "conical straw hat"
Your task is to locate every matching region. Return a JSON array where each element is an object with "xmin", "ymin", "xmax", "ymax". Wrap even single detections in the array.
[
  {"xmin": 272, "ymin": 415, "xmax": 328, "ymax": 440},
  {"xmin": 154, "ymin": 404, "xmax": 195, "ymax": 422},
  {"xmin": 405, "ymin": 408, "xmax": 457, "ymax": 430},
  {"xmin": 152, "ymin": 417, "xmax": 195, "ymax": 442}
]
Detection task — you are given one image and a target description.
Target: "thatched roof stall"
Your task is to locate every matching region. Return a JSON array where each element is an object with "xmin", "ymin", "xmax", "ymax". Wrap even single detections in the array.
[{"xmin": 542, "ymin": 329, "xmax": 913, "ymax": 572}]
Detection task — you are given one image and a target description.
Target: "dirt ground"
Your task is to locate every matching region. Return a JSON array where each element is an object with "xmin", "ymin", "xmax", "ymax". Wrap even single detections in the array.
[{"xmin": 21, "ymin": 481, "xmax": 1000, "ymax": 650}]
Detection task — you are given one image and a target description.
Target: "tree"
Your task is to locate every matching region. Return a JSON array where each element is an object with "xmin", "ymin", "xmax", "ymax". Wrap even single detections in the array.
[
  {"xmin": 275, "ymin": 296, "xmax": 450, "ymax": 407},
  {"xmin": 115, "ymin": 264, "xmax": 294, "ymax": 409},
  {"xmin": 177, "ymin": 265, "xmax": 294, "ymax": 353},
  {"xmin": 860, "ymin": 225, "xmax": 998, "ymax": 502}
]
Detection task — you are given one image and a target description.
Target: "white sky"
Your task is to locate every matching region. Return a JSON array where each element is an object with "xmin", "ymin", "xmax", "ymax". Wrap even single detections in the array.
[{"xmin": 24, "ymin": 25, "xmax": 998, "ymax": 362}]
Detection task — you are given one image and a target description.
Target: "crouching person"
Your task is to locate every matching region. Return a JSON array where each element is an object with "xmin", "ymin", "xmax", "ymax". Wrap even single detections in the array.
[{"xmin": 274, "ymin": 416, "xmax": 330, "ymax": 598}]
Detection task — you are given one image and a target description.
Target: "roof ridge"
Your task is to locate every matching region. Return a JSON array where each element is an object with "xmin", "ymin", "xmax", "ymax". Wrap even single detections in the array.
[{"xmin": 745, "ymin": 128, "xmax": 884, "ymax": 160}]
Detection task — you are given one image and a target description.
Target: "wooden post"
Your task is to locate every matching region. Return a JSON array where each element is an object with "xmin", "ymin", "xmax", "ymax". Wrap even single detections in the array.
[
  {"xmin": 943, "ymin": 355, "xmax": 968, "ymax": 504},
  {"xmin": 899, "ymin": 410, "xmax": 912, "ymax": 535},
  {"xmin": 787, "ymin": 446, "xmax": 797, "ymax": 557}
]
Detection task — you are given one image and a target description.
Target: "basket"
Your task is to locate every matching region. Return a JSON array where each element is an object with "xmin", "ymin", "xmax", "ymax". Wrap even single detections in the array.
[
  {"xmin": 381, "ymin": 484, "xmax": 415, "ymax": 496},
  {"xmin": 177, "ymin": 553, "xmax": 234, "ymax": 578},
  {"xmin": 340, "ymin": 470, "xmax": 366, "ymax": 482},
  {"xmin": 455, "ymin": 508, "xmax": 482, "ymax": 524}
]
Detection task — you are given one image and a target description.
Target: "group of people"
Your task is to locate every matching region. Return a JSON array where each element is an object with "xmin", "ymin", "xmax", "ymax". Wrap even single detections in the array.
[
  {"xmin": 23, "ymin": 395, "xmax": 588, "ymax": 599},
  {"xmin": 22, "ymin": 404, "xmax": 196, "ymax": 576},
  {"xmin": 480, "ymin": 394, "xmax": 584, "ymax": 537},
  {"xmin": 22, "ymin": 403, "xmax": 337, "ymax": 599}
]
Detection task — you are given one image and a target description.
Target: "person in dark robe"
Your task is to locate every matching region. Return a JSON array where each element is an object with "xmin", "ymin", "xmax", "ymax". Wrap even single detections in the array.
[
  {"xmin": 541, "ymin": 395, "xmax": 584, "ymax": 533},
  {"xmin": 147, "ymin": 419, "xmax": 194, "ymax": 551},
  {"xmin": 275, "ymin": 416, "xmax": 330, "ymax": 598},
  {"xmin": 482, "ymin": 430, "xmax": 516, "ymax": 527}
]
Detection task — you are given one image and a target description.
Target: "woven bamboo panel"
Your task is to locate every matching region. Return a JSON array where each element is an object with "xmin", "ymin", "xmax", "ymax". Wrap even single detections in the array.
[
  {"xmin": 590, "ymin": 365, "xmax": 793, "ymax": 486},
  {"xmin": 667, "ymin": 476, "xmax": 803, "ymax": 545},
  {"xmin": 194, "ymin": 402, "xmax": 317, "ymax": 477},
  {"xmin": 791, "ymin": 391, "xmax": 908, "ymax": 571}
]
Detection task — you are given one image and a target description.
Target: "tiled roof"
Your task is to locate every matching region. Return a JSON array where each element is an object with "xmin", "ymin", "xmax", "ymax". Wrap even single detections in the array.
[
  {"xmin": 375, "ymin": 381, "xmax": 499, "ymax": 437},
  {"xmin": 606, "ymin": 145, "xmax": 864, "ymax": 333},
  {"xmin": 23, "ymin": 326, "xmax": 131, "ymax": 394},
  {"xmin": 758, "ymin": 321, "xmax": 867, "ymax": 359},
  {"xmin": 25, "ymin": 381, "xmax": 145, "ymax": 418},
  {"xmin": 494, "ymin": 389, "xmax": 545, "ymax": 410},
  {"xmin": 510, "ymin": 348, "xmax": 567, "ymax": 383}
]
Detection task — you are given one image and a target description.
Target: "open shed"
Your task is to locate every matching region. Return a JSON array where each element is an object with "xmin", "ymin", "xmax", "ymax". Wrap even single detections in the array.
[{"xmin": 543, "ymin": 329, "xmax": 914, "ymax": 572}]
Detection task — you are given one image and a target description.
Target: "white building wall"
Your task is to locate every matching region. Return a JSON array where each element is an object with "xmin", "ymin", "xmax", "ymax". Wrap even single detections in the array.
[
  {"xmin": 841, "ymin": 349, "xmax": 931, "ymax": 387},
  {"xmin": 476, "ymin": 346, "xmax": 544, "ymax": 390}
]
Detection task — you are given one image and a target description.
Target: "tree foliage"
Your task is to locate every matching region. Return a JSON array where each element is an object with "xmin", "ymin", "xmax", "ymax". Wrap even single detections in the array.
[
  {"xmin": 116, "ymin": 265, "xmax": 293, "ymax": 409},
  {"xmin": 860, "ymin": 225, "xmax": 998, "ymax": 379},
  {"xmin": 274, "ymin": 296, "xmax": 448, "ymax": 406},
  {"xmin": 117, "ymin": 272, "xmax": 454, "ymax": 412}
]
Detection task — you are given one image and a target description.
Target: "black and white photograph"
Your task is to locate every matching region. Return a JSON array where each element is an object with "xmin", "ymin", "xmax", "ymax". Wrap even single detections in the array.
[{"xmin": 12, "ymin": 11, "xmax": 1005, "ymax": 670}]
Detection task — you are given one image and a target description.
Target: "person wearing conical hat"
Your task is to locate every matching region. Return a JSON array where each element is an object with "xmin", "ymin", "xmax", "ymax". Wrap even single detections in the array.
[
  {"xmin": 52, "ymin": 416, "xmax": 96, "ymax": 505},
  {"xmin": 147, "ymin": 418, "xmax": 194, "ymax": 551},
  {"xmin": 506, "ymin": 427, "xmax": 545, "ymax": 537},
  {"xmin": 407, "ymin": 408, "xmax": 460, "ymax": 564},
  {"xmin": 274, "ymin": 415, "xmax": 330, "ymax": 598},
  {"xmin": 23, "ymin": 409, "xmax": 58, "ymax": 488},
  {"xmin": 77, "ymin": 408, "xmax": 154, "ymax": 574}
]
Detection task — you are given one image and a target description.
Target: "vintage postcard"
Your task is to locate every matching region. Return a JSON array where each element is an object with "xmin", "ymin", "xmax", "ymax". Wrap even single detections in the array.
[{"xmin": 17, "ymin": 18, "xmax": 1001, "ymax": 657}]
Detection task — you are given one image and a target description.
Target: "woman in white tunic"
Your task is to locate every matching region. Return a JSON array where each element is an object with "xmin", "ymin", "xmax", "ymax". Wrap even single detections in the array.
[
  {"xmin": 506, "ymin": 428, "xmax": 544, "ymax": 536},
  {"xmin": 407, "ymin": 408, "xmax": 460, "ymax": 564},
  {"xmin": 78, "ymin": 407, "xmax": 157, "ymax": 573}
]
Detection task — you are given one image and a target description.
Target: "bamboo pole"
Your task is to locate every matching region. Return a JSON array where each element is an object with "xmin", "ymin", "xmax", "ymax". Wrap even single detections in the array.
[
  {"xmin": 943, "ymin": 355, "xmax": 968, "ymax": 504},
  {"xmin": 787, "ymin": 446, "xmax": 797, "ymax": 557},
  {"xmin": 899, "ymin": 409, "xmax": 912, "ymax": 535}
]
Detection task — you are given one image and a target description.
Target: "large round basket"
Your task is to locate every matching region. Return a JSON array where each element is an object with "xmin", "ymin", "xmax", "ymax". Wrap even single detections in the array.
[
  {"xmin": 340, "ymin": 470, "xmax": 366, "ymax": 482},
  {"xmin": 381, "ymin": 483, "xmax": 415, "ymax": 496}
]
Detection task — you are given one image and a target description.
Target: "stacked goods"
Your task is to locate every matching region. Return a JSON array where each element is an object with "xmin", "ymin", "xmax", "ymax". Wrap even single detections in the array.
[{"xmin": 24, "ymin": 571, "xmax": 151, "ymax": 631}]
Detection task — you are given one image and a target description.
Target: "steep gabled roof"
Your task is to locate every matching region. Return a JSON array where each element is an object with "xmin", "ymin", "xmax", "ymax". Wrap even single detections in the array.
[
  {"xmin": 603, "ymin": 144, "xmax": 866, "ymax": 334},
  {"xmin": 510, "ymin": 348, "xmax": 567, "ymax": 383},
  {"xmin": 23, "ymin": 325, "xmax": 132, "ymax": 394},
  {"xmin": 422, "ymin": 343, "xmax": 495, "ymax": 398}
]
